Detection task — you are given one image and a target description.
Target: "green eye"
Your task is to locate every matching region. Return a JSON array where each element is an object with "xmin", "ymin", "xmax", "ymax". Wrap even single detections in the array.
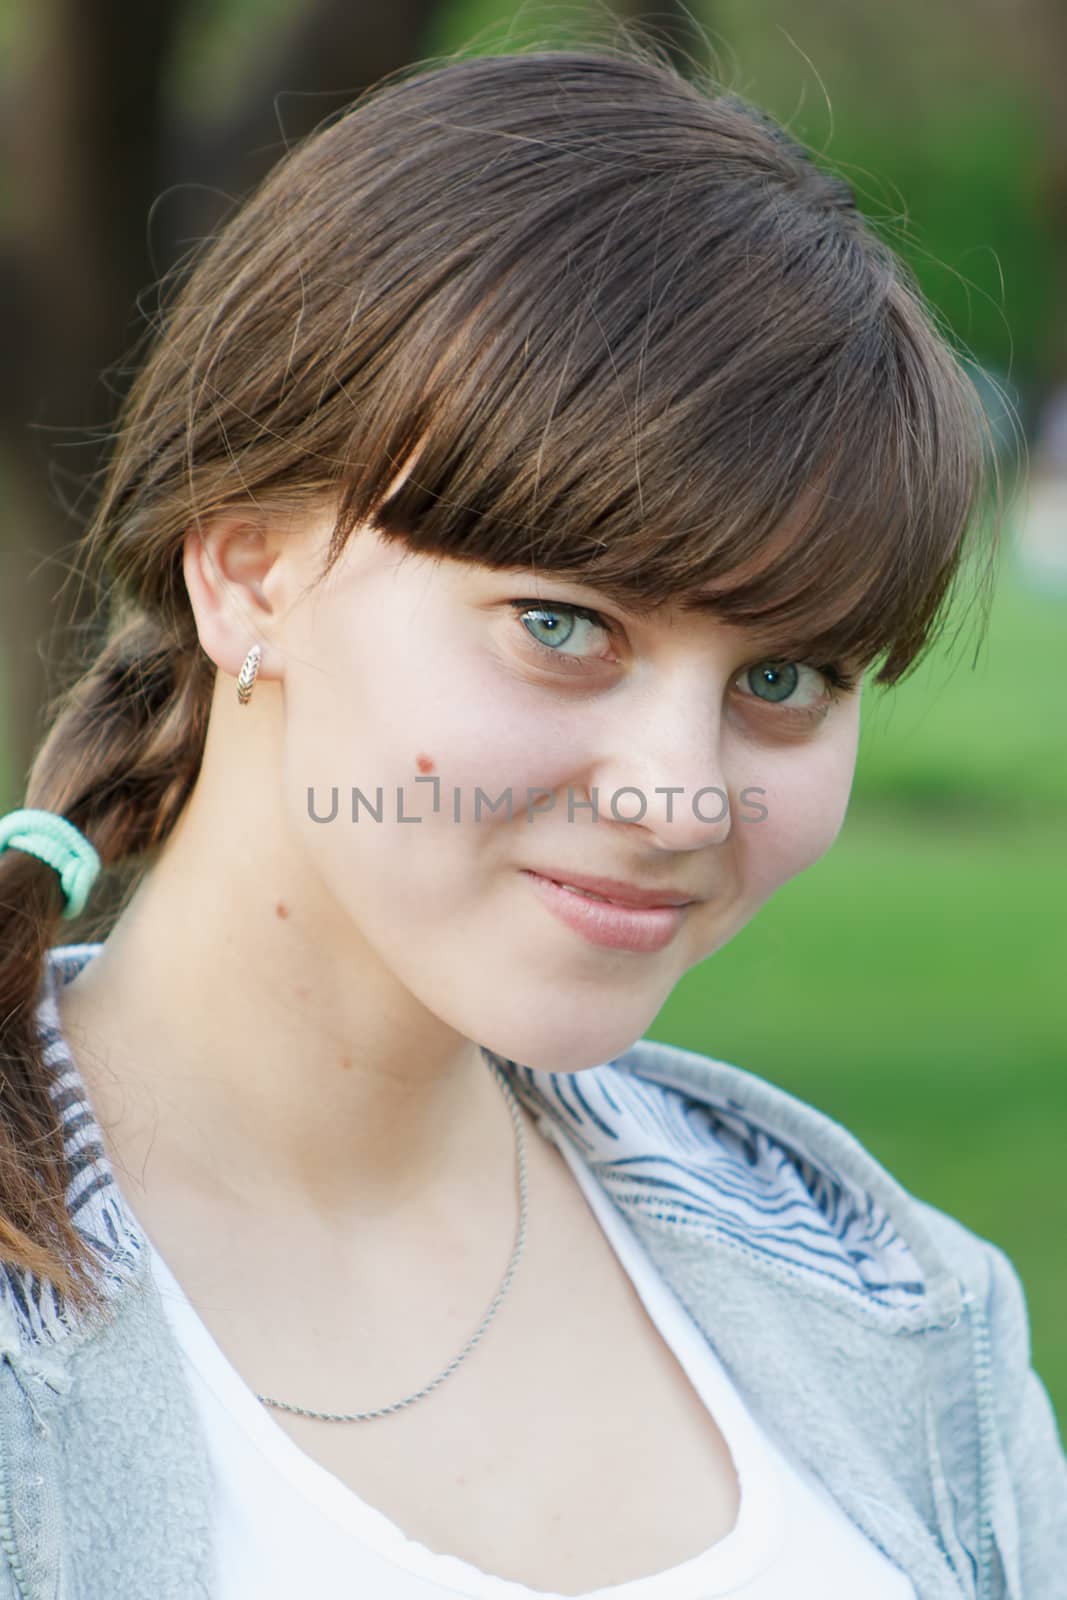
[
  {"xmin": 734, "ymin": 659, "xmax": 842, "ymax": 718},
  {"xmin": 745, "ymin": 663, "xmax": 800, "ymax": 704},
  {"xmin": 511, "ymin": 601, "xmax": 610, "ymax": 662}
]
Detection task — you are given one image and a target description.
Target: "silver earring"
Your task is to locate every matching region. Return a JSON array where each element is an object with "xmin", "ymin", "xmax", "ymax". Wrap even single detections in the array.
[{"xmin": 236, "ymin": 644, "xmax": 262, "ymax": 706}]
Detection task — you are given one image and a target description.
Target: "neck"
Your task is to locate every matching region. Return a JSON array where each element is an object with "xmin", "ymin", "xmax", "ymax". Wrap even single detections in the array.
[{"xmin": 55, "ymin": 713, "xmax": 521, "ymax": 1227}]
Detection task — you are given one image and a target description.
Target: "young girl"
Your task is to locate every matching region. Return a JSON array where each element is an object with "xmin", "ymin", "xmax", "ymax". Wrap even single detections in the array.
[{"xmin": 0, "ymin": 43, "xmax": 1062, "ymax": 1600}]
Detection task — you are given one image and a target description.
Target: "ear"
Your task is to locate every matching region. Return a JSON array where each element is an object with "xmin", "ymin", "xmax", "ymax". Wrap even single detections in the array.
[{"xmin": 182, "ymin": 511, "xmax": 290, "ymax": 683}]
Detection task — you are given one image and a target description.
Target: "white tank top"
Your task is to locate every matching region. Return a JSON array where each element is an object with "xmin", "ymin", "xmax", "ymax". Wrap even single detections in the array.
[{"xmin": 144, "ymin": 1122, "xmax": 917, "ymax": 1598}]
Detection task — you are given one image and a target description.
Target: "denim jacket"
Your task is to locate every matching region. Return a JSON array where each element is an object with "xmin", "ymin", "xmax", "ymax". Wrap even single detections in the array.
[{"xmin": 0, "ymin": 944, "xmax": 1063, "ymax": 1599}]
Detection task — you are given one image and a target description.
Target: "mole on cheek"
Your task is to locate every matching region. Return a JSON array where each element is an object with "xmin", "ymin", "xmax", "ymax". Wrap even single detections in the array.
[
  {"xmin": 275, "ymin": 903, "xmax": 289, "ymax": 919},
  {"xmin": 415, "ymin": 753, "xmax": 435, "ymax": 774}
]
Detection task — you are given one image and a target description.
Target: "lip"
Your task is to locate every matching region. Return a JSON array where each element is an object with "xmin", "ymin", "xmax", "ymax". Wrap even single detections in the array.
[
  {"xmin": 521, "ymin": 869, "xmax": 698, "ymax": 909},
  {"xmin": 521, "ymin": 870, "xmax": 692, "ymax": 953}
]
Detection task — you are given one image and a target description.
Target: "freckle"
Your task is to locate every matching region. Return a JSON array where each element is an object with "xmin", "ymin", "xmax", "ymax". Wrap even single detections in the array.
[
  {"xmin": 340, "ymin": 1056, "xmax": 352, "ymax": 1071},
  {"xmin": 415, "ymin": 752, "xmax": 435, "ymax": 774},
  {"xmin": 275, "ymin": 902, "xmax": 289, "ymax": 919}
]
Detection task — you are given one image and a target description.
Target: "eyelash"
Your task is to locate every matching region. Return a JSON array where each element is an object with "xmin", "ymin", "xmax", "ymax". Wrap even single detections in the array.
[{"xmin": 507, "ymin": 599, "xmax": 861, "ymax": 706}]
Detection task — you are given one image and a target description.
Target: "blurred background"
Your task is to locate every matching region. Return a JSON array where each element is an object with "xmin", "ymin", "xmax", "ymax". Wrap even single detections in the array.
[{"xmin": 0, "ymin": 1, "xmax": 1064, "ymax": 1427}]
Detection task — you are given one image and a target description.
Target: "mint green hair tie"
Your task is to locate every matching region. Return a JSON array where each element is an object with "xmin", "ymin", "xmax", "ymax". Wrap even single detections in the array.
[{"xmin": 0, "ymin": 808, "xmax": 102, "ymax": 920}]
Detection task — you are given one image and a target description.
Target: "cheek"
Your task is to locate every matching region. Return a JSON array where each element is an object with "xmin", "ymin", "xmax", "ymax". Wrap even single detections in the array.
[
  {"xmin": 390, "ymin": 646, "xmax": 592, "ymax": 806},
  {"xmin": 737, "ymin": 719, "xmax": 860, "ymax": 901},
  {"xmin": 278, "ymin": 620, "xmax": 587, "ymax": 910}
]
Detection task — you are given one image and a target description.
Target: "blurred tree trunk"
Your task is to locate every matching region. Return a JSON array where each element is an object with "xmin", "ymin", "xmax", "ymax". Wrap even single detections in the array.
[
  {"xmin": 0, "ymin": 0, "xmax": 182, "ymax": 801},
  {"xmin": 616, "ymin": 0, "xmax": 714, "ymax": 75},
  {"xmin": 1026, "ymin": 0, "xmax": 1067, "ymax": 391},
  {"xmin": 0, "ymin": 0, "xmax": 443, "ymax": 808}
]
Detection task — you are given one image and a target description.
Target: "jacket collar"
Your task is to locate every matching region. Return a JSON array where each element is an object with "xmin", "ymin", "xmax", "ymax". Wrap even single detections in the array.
[
  {"xmin": 492, "ymin": 1040, "xmax": 965, "ymax": 1331},
  {"xmin": 23, "ymin": 942, "xmax": 964, "ymax": 1352}
]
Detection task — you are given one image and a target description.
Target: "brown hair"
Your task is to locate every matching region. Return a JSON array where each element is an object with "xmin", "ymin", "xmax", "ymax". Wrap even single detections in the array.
[{"xmin": 0, "ymin": 41, "xmax": 999, "ymax": 1316}]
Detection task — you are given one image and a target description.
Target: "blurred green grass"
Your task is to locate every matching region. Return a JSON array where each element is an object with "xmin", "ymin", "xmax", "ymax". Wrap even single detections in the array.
[
  {"xmin": 650, "ymin": 547, "xmax": 1066, "ymax": 1437},
  {"xmin": 851, "ymin": 552, "xmax": 1067, "ymax": 817}
]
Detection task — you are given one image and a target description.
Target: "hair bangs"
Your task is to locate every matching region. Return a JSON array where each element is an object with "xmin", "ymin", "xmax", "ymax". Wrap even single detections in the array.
[{"xmin": 331, "ymin": 133, "xmax": 994, "ymax": 691}]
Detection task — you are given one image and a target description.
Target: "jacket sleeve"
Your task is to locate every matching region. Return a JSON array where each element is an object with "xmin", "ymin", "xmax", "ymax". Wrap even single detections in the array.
[
  {"xmin": 913, "ymin": 1197, "xmax": 1067, "ymax": 1595},
  {"xmin": 981, "ymin": 1234, "xmax": 1067, "ymax": 1598}
]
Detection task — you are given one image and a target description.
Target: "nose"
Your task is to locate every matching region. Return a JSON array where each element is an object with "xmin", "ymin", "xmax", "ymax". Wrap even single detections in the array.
[{"xmin": 586, "ymin": 684, "xmax": 735, "ymax": 853}]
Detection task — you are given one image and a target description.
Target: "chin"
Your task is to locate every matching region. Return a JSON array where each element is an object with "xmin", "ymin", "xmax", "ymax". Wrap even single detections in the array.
[{"xmin": 478, "ymin": 1015, "xmax": 653, "ymax": 1076}]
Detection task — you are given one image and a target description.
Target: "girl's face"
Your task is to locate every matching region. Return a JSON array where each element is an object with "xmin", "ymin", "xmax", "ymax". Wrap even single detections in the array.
[{"xmin": 270, "ymin": 515, "xmax": 863, "ymax": 1074}]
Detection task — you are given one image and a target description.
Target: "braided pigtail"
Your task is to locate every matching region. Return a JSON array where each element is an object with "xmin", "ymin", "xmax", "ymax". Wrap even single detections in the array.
[{"xmin": 0, "ymin": 610, "xmax": 213, "ymax": 1314}]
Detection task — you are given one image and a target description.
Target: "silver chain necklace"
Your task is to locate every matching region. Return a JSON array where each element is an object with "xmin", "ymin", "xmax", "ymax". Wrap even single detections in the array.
[{"xmin": 255, "ymin": 1051, "xmax": 528, "ymax": 1423}]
